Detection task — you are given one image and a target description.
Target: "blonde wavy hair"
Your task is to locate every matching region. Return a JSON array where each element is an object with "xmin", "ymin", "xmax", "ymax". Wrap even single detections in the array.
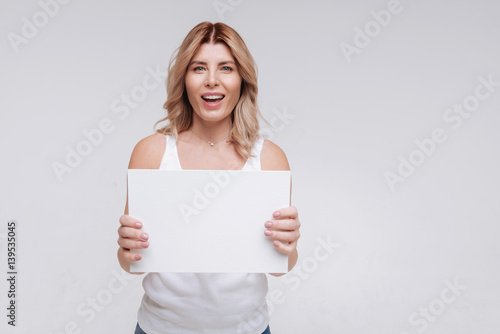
[{"xmin": 154, "ymin": 21, "xmax": 264, "ymax": 160}]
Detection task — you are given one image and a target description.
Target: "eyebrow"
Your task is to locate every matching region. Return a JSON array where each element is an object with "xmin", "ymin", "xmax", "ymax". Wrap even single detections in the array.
[{"xmin": 189, "ymin": 60, "xmax": 236, "ymax": 66}]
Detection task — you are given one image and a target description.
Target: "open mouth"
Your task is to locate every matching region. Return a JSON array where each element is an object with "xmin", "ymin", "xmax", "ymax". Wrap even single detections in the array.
[{"xmin": 202, "ymin": 94, "xmax": 225, "ymax": 104}]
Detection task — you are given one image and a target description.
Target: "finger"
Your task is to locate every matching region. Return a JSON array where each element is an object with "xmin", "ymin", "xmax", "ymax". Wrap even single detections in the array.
[
  {"xmin": 272, "ymin": 206, "xmax": 298, "ymax": 220},
  {"xmin": 265, "ymin": 219, "xmax": 300, "ymax": 231},
  {"xmin": 123, "ymin": 248, "xmax": 143, "ymax": 262},
  {"xmin": 119, "ymin": 214, "xmax": 143, "ymax": 229},
  {"xmin": 119, "ymin": 226, "xmax": 149, "ymax": 241},
  {"xmin": 273, "ymin": 239, "xmax": 297, "ymax": 255},
  {"xmin": 118, "ymin": 238, "xmax": 149, "ymax": 250},
  {"xmin": 264, "ymin": 229, "xmax": 300, "ymax": 243}
]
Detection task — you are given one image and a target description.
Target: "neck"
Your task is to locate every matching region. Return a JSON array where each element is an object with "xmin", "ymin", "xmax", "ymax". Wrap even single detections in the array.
[{"xmin": 190, "ymin": 114, "xmax": 232, "ymax": 142}]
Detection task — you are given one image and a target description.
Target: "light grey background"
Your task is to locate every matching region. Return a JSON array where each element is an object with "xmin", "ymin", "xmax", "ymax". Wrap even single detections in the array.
[{"xmin": 1, "ymin": 0, "xmax": 499, "ymax": 333}]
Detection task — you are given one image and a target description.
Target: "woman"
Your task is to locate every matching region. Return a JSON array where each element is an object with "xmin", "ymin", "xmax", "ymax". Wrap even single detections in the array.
[{"xmin": 117, "ymin": 22, "xmax": 301, "ymax": 334}]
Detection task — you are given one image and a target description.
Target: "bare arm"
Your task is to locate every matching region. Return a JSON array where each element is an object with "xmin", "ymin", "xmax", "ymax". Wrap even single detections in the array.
[
  {"xmin": 117, "ymin": 133, "xmax": 165, "ymax": 274},
  {"xmin": 261, "ymin": 139, "xmax": 300, "ymax": 277}
]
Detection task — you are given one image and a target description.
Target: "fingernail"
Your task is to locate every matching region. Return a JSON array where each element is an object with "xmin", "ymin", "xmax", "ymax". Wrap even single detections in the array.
[
  {"xmin": 135, "ymin": 222, "xmax": 142, "ymax": 228},
  {"xmin": 264, "ymin": 230, "xmax": 272, "ymax": 236},
  {"xmin": 140, "ymin": 242, "xmax": 149, "ymax": 248},
  {"xmin": 265, "ymin": 221, "xmax": 272, "ymax": 228},
  {"xmin": 134, "ymin": 254, "xmax": 142, "ymax": 260},
  {"xmin": 273, "ymin": 241, "xmax": 280, "ymax": 247},
  {"xmin": 273, "ymin": 212, "xmax": 280, "ymax": 218},
  {"xmin": 141, "ymin": 233, "xmax": 148, "ymax": 240}
]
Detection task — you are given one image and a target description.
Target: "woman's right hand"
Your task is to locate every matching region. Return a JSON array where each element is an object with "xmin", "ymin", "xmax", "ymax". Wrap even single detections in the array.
[{"xmin": 117, "ymin": 214, "xmax": 149, "ymax": 265}]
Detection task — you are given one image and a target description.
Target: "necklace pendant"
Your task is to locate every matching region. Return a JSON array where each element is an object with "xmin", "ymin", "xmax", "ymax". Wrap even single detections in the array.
[{"xmin": 210, "ymin": 142, "xmax": 214, "ymax": 147}]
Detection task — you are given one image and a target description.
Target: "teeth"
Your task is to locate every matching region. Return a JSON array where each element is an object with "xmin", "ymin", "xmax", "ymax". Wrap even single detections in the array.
[{"xmin": 203, "ymin": 95, "xmax": 224, "ymax": 100}]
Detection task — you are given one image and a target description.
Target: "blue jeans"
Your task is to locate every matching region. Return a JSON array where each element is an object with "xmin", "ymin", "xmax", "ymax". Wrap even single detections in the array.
[{"xmin": 135, "ymin": 323, "xmax": 271, "ymax": 334}]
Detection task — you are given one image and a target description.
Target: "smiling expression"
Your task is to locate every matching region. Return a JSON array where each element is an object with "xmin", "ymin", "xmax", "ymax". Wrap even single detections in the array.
[{"xmin": 185, "ymin": 42, "xmax": 242, "ymax": 123}]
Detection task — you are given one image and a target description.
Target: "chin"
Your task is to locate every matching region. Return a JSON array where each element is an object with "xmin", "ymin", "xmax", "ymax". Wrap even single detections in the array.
[{"xmin": 196, "ymin": 109, "xmax": 232, "ymax": 122}]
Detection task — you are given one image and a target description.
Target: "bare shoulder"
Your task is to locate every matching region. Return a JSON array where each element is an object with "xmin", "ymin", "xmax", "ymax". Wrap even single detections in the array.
[
  {"xmin": 261, "ymin": 139, "xmax": 290, "ymax": 171},
  {"xmin": 128, "ymin": 133, "xmax": 166, "ymax": 169}
]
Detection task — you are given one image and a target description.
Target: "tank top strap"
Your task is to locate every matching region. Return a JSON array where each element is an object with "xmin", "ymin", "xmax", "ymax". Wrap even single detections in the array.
[
  {"xmin": 159, "ymin": 134, "xmax": 182, "ymax": 171},
  {"xmin": 242, "ymin": 136, "xmax": 265, "ymax": 171}
]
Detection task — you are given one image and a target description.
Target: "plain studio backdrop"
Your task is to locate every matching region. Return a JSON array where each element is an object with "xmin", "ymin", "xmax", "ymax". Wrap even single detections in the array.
[{"xmin": 1, "ymin": 0, "xmax": 499, "ymax": 333}]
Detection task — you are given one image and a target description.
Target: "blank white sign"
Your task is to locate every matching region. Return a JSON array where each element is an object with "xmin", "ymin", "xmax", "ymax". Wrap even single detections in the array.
[{"xmin": 128, "ymin": 169, "xmax": 290, "ymax": 273}]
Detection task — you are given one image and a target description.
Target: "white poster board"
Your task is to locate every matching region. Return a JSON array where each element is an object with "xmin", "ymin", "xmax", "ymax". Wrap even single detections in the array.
[{"xmin": 128, "ymin": 169, "xmax": 291, "ymax": 273}]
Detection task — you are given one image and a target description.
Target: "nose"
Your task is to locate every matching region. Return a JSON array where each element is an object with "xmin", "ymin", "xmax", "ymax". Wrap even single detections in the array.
[{"xmin": 205, "ymin": 71, "xmax": 219, "ymax": 87}]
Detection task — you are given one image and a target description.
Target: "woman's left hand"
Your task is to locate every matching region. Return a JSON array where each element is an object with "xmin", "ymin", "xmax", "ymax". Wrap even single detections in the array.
[{"xmin": 264, "ymin": 206, "xmax": 301, "ymax": 255}]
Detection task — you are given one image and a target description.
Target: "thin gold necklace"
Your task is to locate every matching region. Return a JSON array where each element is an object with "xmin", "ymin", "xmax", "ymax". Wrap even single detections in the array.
[{"xmin": 190, "ymin": 129, "xmax": 230, "ymax": 147}]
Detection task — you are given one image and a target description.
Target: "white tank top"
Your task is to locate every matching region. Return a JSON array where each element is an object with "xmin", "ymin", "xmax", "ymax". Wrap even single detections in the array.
[{"xmin": 137, "ymin": 134, "xmax": 270, "ymax": 334}]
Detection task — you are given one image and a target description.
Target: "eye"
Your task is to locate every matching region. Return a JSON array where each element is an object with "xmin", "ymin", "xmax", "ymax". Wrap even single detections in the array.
[
  {"xmin": 221, "ymin": 66, "xmax": 233, "ymax": 72},
  {"xmin": 193, "ymin": 66, "xmax": 204, "ymax": 72}
]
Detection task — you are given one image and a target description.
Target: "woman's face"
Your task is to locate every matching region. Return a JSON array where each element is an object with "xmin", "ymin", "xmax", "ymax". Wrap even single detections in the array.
[{"xmin": 185, "ymin": 42, "xmax": 242, "ymax": 124}]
